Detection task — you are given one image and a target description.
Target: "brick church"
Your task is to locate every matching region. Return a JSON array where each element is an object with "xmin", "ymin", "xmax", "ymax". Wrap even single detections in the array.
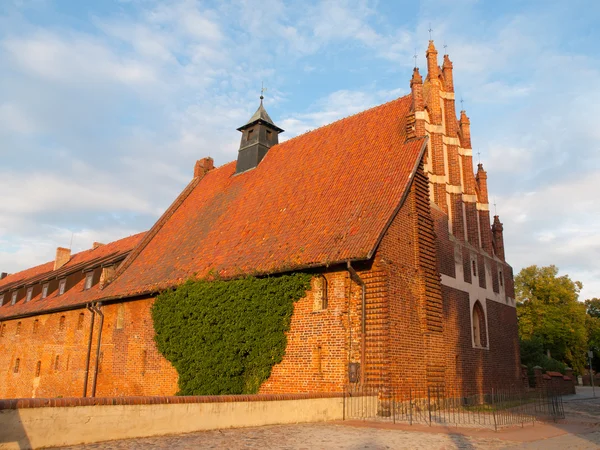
[{"xmin": 0, "ymin": 41, "xmax": 519, "ymax": 399}]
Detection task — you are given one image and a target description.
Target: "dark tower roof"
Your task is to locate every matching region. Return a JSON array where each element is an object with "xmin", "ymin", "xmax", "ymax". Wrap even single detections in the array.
[{"xmin": 237, "ymin": 97, "xmax": 284, "ymax": 133}]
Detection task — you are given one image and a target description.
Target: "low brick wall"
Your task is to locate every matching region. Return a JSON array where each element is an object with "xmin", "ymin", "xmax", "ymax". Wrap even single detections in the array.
[{"xmin": 0, "ymin": 393, "xmax": 344, "ymax": 449}]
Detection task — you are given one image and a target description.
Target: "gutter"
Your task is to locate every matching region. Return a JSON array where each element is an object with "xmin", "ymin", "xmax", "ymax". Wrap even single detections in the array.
[
  {"xmin": 347, "ymin": 261, "xmax": 366, "ymax": 384},
  {"xmin": 82, "ymin": 304, "xmax": 96, "ymax": 397},
  {"xmin": 90, "ymin": 302, "xmax": 105, "ymax": 398}
]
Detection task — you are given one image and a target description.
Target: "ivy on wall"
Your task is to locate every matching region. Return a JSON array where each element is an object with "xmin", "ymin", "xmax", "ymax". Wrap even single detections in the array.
[{"xmin": 151, "ymin": 273, "xmax": 312, "ymax": 395}]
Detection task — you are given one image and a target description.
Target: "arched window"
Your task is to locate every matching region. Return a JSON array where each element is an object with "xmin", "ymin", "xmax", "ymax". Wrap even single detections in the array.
[
  {"xmin": 14, "ymin": 358, "xmax": 20, "ymax": 373},
  {"xmin": 35, "ymin": 361, "xmax": 41, "ymax": 377},
  {"xmin": 16, "ymin": 321, "xmax": 21, "ymax": 335},
  {"xmin": 77, "ymin": 313, "xmax": 85, "ymax": 330},
  {"xmin": 59, "ymin": 315, "xmax": 66, "ymax": 331},
  {"xmin": 54, "ymin": 355, "xmax": 60, "ymax": 371},
  {"xmin": 472, "ymin": 301, "xmax": 487, "ymax": 348},
  {"xmin": 33, "ymin": 319, "xmax": 39, "ymax": 334}
]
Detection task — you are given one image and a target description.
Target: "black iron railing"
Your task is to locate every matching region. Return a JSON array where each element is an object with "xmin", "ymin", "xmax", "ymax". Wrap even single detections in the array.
[{"xmin": 343, "ymin": 384, "xmax": 564, "ymax": 430}]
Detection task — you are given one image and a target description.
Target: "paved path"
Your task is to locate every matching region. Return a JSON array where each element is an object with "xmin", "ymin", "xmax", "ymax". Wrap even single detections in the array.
[{"xmin": 60, "ymin": 396, "xmax": 600, "ymax": 450}]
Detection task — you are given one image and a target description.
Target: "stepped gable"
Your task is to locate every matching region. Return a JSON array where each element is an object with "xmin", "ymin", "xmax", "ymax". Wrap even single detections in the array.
[
  {"xmin": 0, "ymin": 232, "xmax": 145, "ymax": 319},
  {"xmin": 100, "ymin": 95, "xmax": 427, "ymax": 300}
]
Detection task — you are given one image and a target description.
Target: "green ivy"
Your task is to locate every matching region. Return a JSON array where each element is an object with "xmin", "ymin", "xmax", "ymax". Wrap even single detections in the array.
[{"xmin": 151, "ymin": 273, "xmax": 312, "ymax": 395}]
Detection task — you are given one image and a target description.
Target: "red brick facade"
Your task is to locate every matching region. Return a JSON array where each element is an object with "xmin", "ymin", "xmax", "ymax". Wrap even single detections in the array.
[{"xmin": 0, "ymin": 40, "xmax": 519, "ymax": 399}]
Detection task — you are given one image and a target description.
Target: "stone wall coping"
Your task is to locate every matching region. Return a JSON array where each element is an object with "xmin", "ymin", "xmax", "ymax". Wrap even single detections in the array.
[{"xmin": 0, "ymin": 392, "xmax": 344, "ymax": 410}]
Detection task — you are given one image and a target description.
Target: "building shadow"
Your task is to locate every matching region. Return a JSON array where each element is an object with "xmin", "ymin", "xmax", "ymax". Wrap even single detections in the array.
[{"xmin": 0, "ymin": 407, "xmax": 33, "ymax": 449}]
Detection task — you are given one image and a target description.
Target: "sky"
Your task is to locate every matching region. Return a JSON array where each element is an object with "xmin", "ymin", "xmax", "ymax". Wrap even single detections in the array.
[{"xmin": 0, "ymin": 0, "xmax": 599, "ymax": 300}]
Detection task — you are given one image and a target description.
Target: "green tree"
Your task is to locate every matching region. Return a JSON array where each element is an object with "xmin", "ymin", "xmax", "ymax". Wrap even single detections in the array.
[{"xmin": 516, "ymin": 265, "xmax": 588, "ymax": 372}]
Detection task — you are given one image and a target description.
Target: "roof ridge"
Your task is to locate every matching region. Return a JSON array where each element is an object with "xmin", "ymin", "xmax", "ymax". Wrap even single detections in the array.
[
  {"xmin": 101, "ymin": 176, "xmax": 203, "ymax": 289},
  {"xmin": 280, "ymin": 94, "xmax": 411, "ymax": 143},
  {"xmin": 0, "ymin": 231, "xmax": 148, "ymax": 291}
]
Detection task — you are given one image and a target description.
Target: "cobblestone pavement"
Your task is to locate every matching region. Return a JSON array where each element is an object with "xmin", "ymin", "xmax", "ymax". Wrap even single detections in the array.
[
  {"xmin": 59, "ymin": 398, "xmax": 600, "ymax": 450},
  {"xmin": 60, "ymin": 423, "xmax": 510, "ymax": 449}
]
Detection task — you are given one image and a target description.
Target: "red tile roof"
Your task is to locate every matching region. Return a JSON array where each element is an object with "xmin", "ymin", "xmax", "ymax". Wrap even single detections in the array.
[
  {"xmin": 100, "ymin": 95, "xmax": 426, "ymax": 299},
  {"xmin": 0, "ymin": 232, "xmax": 145, "ymax": 319}
]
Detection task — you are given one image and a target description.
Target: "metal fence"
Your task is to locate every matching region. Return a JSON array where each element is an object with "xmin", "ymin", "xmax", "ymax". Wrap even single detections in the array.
[{"xmin": 343, "ymin": 384, "xmax": 564, "ymax": 430}]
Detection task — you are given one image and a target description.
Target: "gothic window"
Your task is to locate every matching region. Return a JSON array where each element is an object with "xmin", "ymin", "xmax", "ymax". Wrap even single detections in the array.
[
  {"xmin": 11, "ymin": 291, "xmax": 18, "ymax": 305},
  {"xmin": 312, "ymin": 275, "xmax": 328, "ymax": 311},
  {"xmin": 42, "ymin": 283, "xmax": 49, "ymax": 299},
  {"xmin": 77, "ymin": 313, "xmax": 84, "ymax": 330},
  {"xmin": 26, "ymin": 287, "xmax": 33, "ymax": 302},
  {"xmin": 54, "ymin": 355, "xmax": 60, "ymax": 371},
  {"xmin": 472, "ymin": 301, "xmax": 487, "ymax": 348},
  {"xmin": 471, "ymin": 260, "xmax": 477, "ymax": 277},
  {"xmin": 59, "ymin": 315, "xmax": 66, "ymax": 331},
  {"xmin": 35, "ymin": 361, "xmax": 41, "ymax": 377},
  {"xmin": 84, "ymin": 272, "xmax": 93, "ymax": 290},
  {"xmin": 16, "ymin": 321, "xmax": 21, "ymax": 335},
  {"xmin": 33, "ymin": 320, "xmax": 39, "ymax": 334},
  {"xmin": 14, "ymin": 358, "xmax": 20, "ymax": 373},
  {"xmin": 58, "ymin": 279, "xmax": 67, "ymax": 295}
]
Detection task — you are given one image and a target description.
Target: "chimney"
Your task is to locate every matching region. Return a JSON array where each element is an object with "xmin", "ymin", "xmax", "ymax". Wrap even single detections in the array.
[
  {"xmin": 492, "ymin": 215, "xmax": 505, "ymax": 261},
  {"xmin": 0, "ymin": 272, "xmax": 7, "ymax": 280},
  {"xmin": 54, "ymin": 247, "xmax": 71, "ymax": 271},
  {"xmin": 194, "ymin": 157, "xmax": 215, "ymax": 178},
  {"xmin": 92, "ymin": 242, "xmax": 104, "ymax": 250}
]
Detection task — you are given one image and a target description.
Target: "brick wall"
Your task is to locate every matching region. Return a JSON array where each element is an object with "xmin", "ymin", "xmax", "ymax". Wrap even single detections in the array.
[
  {"xmin": 260, "ymin": 270, "xmax": 362, "ymax": 393},
  {"xmin": 0, "ymin": 298, "xmax": 178, "ymax": 399}
]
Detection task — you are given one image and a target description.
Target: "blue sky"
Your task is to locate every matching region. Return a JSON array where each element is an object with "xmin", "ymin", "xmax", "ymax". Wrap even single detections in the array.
[{"xmin": 1, "ymin": 0, "xmax": 599, "ymax": 299}]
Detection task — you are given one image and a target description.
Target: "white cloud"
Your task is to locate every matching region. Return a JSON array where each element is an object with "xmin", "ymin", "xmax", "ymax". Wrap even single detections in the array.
[{"xmin": 3, "ymin": 31, "xmax": 157, "ymax": 85}]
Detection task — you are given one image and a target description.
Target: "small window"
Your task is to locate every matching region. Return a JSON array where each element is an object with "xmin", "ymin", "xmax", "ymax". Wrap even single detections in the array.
[
  {"xmin": 42, "ymin": 283, "xmax": 49, "ymax": 299},
  {"xmin": 16, "ymin": 321, "xmax": 21, "ymax": 335},
  {"xmin": 14, "ymin": 358, "xmax": 20, "ymax": 373},
  {"xmin": 11, "ymin": 291, "xmax": 18, "ymax": 305},
  {"xmin": 499, "ymin": 270, "xmax": 503, "ymax": 287},
  {"xmin": 77, "ymin": 313, "xmax": 84, "ymax": 330},
  {"xmin": 58, "ymin": 279, "xmax": 66, "ymax": 295},
  {"xmin": 116, "ymin": 304, "xmax": 125, "ymax": 329},
  {"xmin": 472, "ymin": 260, "xmax": 477, "ymax": 277},
  {"xmin": 54, "ymin": 355, "xmax": 60, "ymax": 371},
  {"xmin": 33, "ymin": 319, "xmax": 39, "ymax": 334},
  {"xmin": 247, "ymin": 128, "xmax": 254, "ymax": 138},
  {"xmin": 59, "ymin": 315, "xmax": 66, "ymax": 331},
  {"xmin": 312, "ymin": 275, "xmax": 328, "ymax": 311},
  {"xmin": 26, "ymin": 287, "xmax": 33, "ymax": 302},
  {"xmin": 141, "ymin": 350, "xmax": 147, "ymax": 376},
  {"xmin": 0, "ymin": 294, "xmax": 4, "ymax": 306},
  {"xmin": 35, "ymin": 361, "xmax": 41, "ymax": 377},
  {"xmin": 84, "ymin": 272, "xmax": 94, "ymax": 290}
]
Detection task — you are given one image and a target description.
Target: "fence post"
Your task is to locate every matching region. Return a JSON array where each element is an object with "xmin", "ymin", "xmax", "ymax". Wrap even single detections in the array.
[
  {"xmin": 409, "ymin": 388, "xmax": 413, "ymax": 425},
  {"xmin": 491, "ymin": 388, "xmax": 497, "ymax": 432},
  {"xmin": 427, "ymin": 386, "xmax": 432, "ymax": 426},
  {"xmin": 392, "ymin": 387, "xmax": 396, "ymax": 424}
]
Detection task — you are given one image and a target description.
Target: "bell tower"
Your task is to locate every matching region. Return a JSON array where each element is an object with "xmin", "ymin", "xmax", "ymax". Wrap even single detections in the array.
[{"xmin": 235, "ymin": 95, "xmax": 284, "ymax": 174}]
